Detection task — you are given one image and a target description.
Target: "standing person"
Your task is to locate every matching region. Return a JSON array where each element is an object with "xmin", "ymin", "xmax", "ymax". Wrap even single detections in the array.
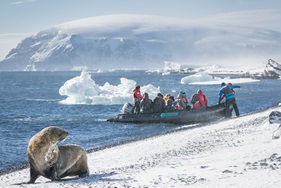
[
  {"xmin": 193, "ymin": 90, "xmax": 208, "ymax": 109},
  {"xmin": 131, "ymin": 85, "xmax": 143, "ymax": 113},
  {"xmin": 220, "ymin": 82, "xmax": 236, "ymax": 101},
  {"xmin": 140, "ymin": 93, "xmax": 153, "ymax": 113},
  {"xmin": 153, "ymin": 93, "xmax": 165, "ymax": 113},
  {"xmin": 218, "ymin": 82, "xmax": 241, "ymax": 118},
  {"xmin": 220, "ymin": 82, "xmax": 239, "ymax": 117}
]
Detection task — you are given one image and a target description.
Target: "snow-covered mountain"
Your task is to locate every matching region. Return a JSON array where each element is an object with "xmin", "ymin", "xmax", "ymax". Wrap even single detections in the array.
[
  {"xmin": 264, "ymin": 59, "xmax": 281, "ymax": 78},
  {"xmin": 245, "ymin": 59, "xmax": 281, "ymax": 79},
  {"xmin": 207, "ymin": 59, "xmax": 281, "ymax": 79},
  {"xmin": 1, "ymin": 14, "xmax": 281, "ymax": 71}
]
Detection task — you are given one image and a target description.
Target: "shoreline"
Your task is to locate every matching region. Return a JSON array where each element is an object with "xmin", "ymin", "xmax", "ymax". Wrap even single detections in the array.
[
  {"xmin": 1, "ymin": 103, "xmax": 280, "ymax": 176},
  {"xmin": 1, "ymin": 104, "xmax": 281, "ymax": 187},
  {"xmin": 0, "ymin": 118, "xmax": 209, "ymax": 176}
]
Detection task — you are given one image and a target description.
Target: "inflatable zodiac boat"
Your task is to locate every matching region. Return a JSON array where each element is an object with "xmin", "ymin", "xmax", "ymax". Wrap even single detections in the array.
[{"xmin": 107, "ymin": 102, "xmax": 226, "ymax": 124}]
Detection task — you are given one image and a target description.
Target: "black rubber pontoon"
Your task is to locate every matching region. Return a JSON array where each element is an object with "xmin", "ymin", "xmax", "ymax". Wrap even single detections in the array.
[{"xmin": 107, "ymin": 103, "xmax": 226, "ymax": 124}]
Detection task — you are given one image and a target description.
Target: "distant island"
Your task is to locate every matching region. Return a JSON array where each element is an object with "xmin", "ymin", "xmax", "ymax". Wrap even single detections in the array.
[{"xmin": 148, "ymin": 59, "xmax": 281, "ymax": 80}]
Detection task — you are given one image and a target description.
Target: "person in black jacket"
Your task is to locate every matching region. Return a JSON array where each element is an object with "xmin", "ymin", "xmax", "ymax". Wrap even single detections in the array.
[
  {"xmin": 140, "ymin": 93, "xmax": 153, "ymax": 113},
  {"xmin": 153, "ymin": 93, "xmax": 165, "ymax": 113},
  {"xmin": 165, "ymin": 95, "xmax": 175, "ymax": 112}
]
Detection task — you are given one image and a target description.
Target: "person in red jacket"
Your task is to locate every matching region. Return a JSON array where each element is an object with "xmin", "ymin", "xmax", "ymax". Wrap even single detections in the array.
[
  {"xmin": 131, "ymin": 86, "xmax": 143, "ymax": 113},
  {"xmin": 193, "ymin": 89, "xmax": 208, "ymax": 109}
]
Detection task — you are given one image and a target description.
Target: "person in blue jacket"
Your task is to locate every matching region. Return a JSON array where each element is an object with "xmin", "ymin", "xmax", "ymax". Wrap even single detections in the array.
[{"xmin": 218, "ymin": 82, "xmax": 241, "ymax": 118}]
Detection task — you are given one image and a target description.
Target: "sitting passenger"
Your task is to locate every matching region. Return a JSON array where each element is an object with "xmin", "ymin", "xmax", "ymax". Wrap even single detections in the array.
[
  {"xmin": 175, "ymin": 94, "xmax": 187, "ymax": 110},
  {"xmin": 193, "ymin": 89, "xmax": 208, "ymax": 109},
  {"xmin": 164, "ymin": 93, "xmax": 170, "ymax": 103},
  {"xmin": 179, "ymin": 91, "xmax": 191, "ymax": 110},
  {"xmin": 165, "ymin": 95, "xmax": 175, "ymax": 112},
  {"xmin": 140, "ymin": 93, "xmax": 153, "ymax": 113},
  {"xmin": 153, "ymin": 93, "xmax": 165, "ymax": 113}
]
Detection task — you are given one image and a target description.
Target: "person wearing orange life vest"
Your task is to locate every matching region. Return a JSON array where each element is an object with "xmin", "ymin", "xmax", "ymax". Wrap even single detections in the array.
[
  {"xmin": 131, "ymin": 85, "xmax": 143, "ymax": 113},
  {"xmin": 193, "ymin": 90, "xmax": 208, "ymax": 109}
]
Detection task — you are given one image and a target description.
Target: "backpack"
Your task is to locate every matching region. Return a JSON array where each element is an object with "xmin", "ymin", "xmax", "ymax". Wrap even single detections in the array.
[{"xmin": 191, "ymin": 94, "xmax": 198, "ymax": 104}]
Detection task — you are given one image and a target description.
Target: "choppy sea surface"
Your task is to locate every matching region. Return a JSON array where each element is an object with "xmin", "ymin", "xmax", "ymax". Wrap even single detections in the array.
[{"xmin": 0, "ymin": 71, "xmax": 280, "ymax": 173}]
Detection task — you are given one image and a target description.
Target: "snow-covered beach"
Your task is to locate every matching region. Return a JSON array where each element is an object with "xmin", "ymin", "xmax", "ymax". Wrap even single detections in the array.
[{"xmin": 1, "ymin": 104, "xmax": 281, "ymax": 188}]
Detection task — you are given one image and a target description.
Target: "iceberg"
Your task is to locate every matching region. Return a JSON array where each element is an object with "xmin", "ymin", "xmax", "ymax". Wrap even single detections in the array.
[
  {"xmin": 181, "ymin": 71, "xmax": 260, "ymax": 85},
  {"xmin": 59, "ymin": 71, "xmax": 161, "ymax": 105}
]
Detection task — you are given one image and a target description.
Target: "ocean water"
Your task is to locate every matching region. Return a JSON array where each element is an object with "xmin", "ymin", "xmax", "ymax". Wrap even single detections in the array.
[{"xmin": 0, "ymin": 71, "xmax": 280, "ymax": 173}]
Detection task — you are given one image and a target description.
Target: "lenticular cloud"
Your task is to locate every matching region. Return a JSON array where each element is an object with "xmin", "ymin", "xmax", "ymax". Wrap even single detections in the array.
[{"xmin": 59, "ymin": 71, "xmax": 161, "ymax": 105}]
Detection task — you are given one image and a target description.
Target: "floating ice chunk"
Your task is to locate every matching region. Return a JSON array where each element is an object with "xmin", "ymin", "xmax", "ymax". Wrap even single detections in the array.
[
  {"xmin": 181, "ymin": 71, "xmax": 218, "ymax": 85},
  {"xmin": 59, "ymin": 71, "xmax": 161, "ymax": 105},
  {"xmin": 181, "ymin": 71, "xmax": 260, "ymax": 85}
]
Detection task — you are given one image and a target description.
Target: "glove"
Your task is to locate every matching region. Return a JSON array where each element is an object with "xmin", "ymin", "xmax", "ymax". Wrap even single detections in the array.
[{"xmin": 237, "ymin": 86, "xmax": 241, "ymax": 88}]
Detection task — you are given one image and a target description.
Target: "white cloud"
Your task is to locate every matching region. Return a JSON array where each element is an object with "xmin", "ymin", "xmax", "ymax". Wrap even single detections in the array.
[
  {"xmin": 198, "ymin": 9, "xmax": 281, "ymax": 31},
  {"xmin": 10, "ymin": 0, "xmax": 36, "ymax": 5}
]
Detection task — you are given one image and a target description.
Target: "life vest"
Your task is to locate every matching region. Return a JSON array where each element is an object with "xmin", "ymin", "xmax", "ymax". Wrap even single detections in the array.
[
  {"xmin": 191, "ymin": 94, "xmax": 198, "ymax": 104},
  {"xmin": 223, "ymin": 86, "xmax": 235, "ymax": 100}
]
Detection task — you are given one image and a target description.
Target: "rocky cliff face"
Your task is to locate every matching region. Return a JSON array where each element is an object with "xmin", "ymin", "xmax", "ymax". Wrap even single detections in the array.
[
  {"xmin": 0, "ymin": 28, "xmax": 178, "ymax": 71},
  {"xmin": 263, "ymin": 59, "xmax": 281, "ymax": 79},
  {"xmin": 2, "ymin": 31, "xmax": 168, "ymax": 71}
]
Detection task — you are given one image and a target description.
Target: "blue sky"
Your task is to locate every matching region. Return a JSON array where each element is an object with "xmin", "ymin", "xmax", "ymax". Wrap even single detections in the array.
[{"xmin": 0, "ymin": 0, "xmax": 281, "ymax": 59}]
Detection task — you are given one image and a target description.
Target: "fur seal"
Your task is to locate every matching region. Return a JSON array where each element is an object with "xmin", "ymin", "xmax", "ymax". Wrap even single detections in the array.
[{"xmin": 27, "ymin": 126, "xmax": 89, "ymax": 183}]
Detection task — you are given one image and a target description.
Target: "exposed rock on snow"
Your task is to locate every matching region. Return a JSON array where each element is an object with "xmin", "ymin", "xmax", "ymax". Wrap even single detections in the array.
[
  {"xmin": 270, "ymin": 111, "xmax": 281, "ymax": 139},
  {"xmin": 269, "ymin": 111, "xmax": 281, "ymax": 124}
]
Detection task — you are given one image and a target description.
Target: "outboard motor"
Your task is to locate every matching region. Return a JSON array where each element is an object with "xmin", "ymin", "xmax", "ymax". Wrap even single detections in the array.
[{"xmin": 122, "ymin": 102, "xmax": 134, "ymax": 114}]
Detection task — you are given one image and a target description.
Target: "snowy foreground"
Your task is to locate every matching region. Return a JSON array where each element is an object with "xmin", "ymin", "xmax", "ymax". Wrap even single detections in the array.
[{"xmin": 2, "ymin": 105, "xmax": 281, "ymax": 188}]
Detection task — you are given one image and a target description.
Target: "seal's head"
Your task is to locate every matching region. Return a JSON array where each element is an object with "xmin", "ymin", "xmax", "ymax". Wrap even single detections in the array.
[
  {"xmin": 28, "ymin": 126, "xmax": 68, "ymax": 154},
  {"xmin": 48, "ymin": 126, "xmax": 69, "ymax": 142}
]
